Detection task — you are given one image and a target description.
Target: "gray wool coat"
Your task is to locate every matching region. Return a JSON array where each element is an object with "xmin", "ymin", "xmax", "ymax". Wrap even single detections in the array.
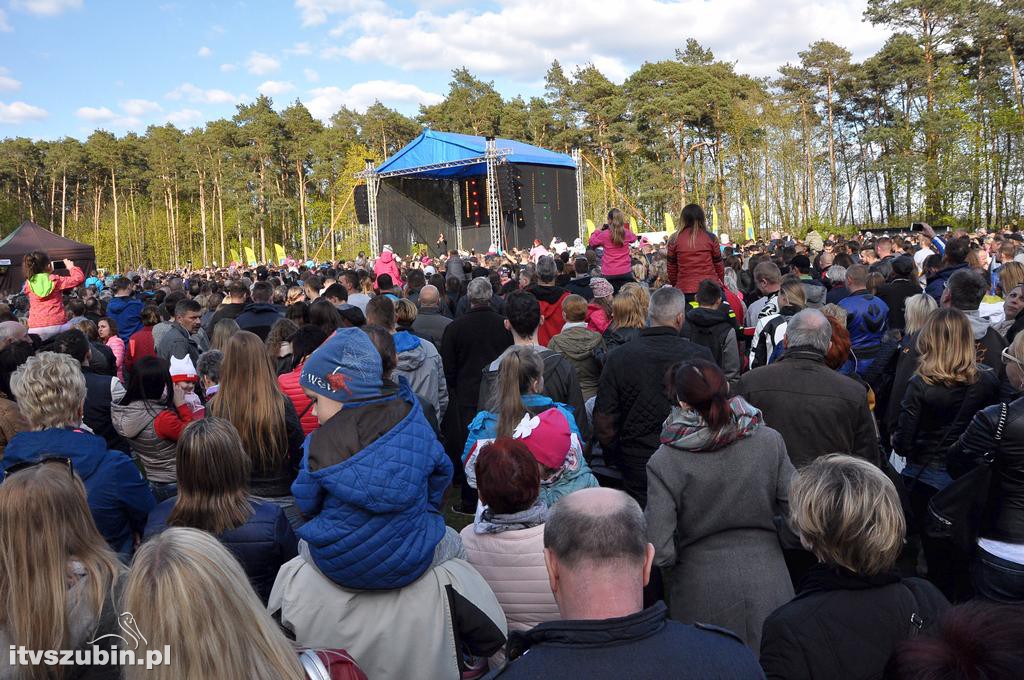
[{"xmin": 645, "ymin": 424, "xmax": 796, "ymax": 655}]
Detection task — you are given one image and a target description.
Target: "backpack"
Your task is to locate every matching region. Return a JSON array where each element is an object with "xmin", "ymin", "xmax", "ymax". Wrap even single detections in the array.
[{"xmin": 682, "ymin": 322, "xmax": 726, "ymax": 366}]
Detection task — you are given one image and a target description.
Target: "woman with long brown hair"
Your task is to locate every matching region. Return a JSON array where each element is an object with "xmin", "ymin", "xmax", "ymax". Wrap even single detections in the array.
[
  {"xmin": 143, "ymin": 417, "xmax": 297, "ymax": 602},
  {"xmin": 665, "ymin": 204, "xmax": 724, "ymax": 301},
  {"xmin": 208, "ymin": 331, "xmax": 304, "ymax": 527},
  {"xmin": 894, "ymin": 307, "xmax": 1000, "ymax": 600},
  {"xmin": 0, "ymin": 461, "xmax": 125, "ymax": 679},
  {"xmin": 588, "ymin": 208, "xmax": 638, "ymax": 293}
]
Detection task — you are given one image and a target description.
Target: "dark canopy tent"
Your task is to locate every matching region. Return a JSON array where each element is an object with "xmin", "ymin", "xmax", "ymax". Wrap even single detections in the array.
[{"xmin": 0, "ymin": 221, "xmax": 96, "ymax": 294}]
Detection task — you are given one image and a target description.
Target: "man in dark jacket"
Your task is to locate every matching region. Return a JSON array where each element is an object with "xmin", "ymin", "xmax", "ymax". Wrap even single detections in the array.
[
  {"xmin": 593, "ymin": 287, "xmax": 712, "ymax": 506},
  {"xmin": 411, "ymin": 284, "xmax": 451, "ymax": 348},
  {"xmin": 477, "ymin": 290, "xmax": 589, "ymax": 440},
  {"xmin": 206, "ymin": 279, "xmax": 249, "ymax": 331},
  {"xmin": 681, "ymin": 279, "xmax": 740, "ymax": 384},
  {"xmin": 156, "ymin": 298, "xmax": 203, "ymax": 367},
  {"xmin": 440, "ymin": 277, "xmax": 513, "ymax": 512},
  {"xmin": 527, "ymin": 255, "xmax": 570, "ymax": 346},
  {"xmin": 563, "ymin": 256, "xmax": 594, "ymax": 301},
  {"xmin": 235, "ymin": 281, "xmax": 284, "ymax": 341},
  {"xmin": 489, "ymin": 488, "xmax": 763, "ymax": 680},
  {"xmin": 943, "ymin": 268, "xmax": 1007, "ymax": 381},
  {"xmin": 736, "ymin": 309, "xmax": 879, "ymax": 468},
  {"xmin": 925, "ymin": 237, "xmax": 969, "ymax": 301}
]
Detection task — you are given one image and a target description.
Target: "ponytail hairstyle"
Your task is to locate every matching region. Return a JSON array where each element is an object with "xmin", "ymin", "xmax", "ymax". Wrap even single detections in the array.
[
  {"xmin": 495, "ymin": 345, "xmax": 544, "ymax": 438},
  {"xmin": 681, "ymin": 204, "xmax": 707, "ymax": 247},
  {"xmin": 22, "ymin": 251, "xmax": 49, "ymax": 279},
  {"xmin": 608, "ymin": 208, "xmax": 626, "ymax": 247},
  {"xmin": 667, "ymin": 359, "xmax": 731, "ymax": 432}
]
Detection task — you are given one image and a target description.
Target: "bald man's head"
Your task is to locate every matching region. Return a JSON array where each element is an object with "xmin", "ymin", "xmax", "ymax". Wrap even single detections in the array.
[
  {"xmin": 544, "ymin": 488, "xmax": 647, "ymax": 569},
  {"xmin": 419, "ymin": 284, "xmax": 440, "ymax": 307}
]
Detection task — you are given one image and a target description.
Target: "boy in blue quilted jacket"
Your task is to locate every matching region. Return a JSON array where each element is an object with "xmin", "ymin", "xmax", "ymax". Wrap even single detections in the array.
[{"xmin": 292, "ymin": 327, "xmax": 459, "ymax": 590}]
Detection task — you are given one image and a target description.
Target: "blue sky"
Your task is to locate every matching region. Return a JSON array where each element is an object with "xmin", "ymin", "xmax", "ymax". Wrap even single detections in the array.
[{"xmin": 0, "ymin": 0, "xmax": 892, "ymax": 140}]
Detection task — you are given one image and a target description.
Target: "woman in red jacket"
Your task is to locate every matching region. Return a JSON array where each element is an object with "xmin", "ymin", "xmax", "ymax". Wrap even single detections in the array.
[
  {"xmin": 277, "ymin": 324, "xmax": 329, "ymax": 436},
  {"xmin": 665, "ymin": 204, "xmax": 724, "ymax": 303}
]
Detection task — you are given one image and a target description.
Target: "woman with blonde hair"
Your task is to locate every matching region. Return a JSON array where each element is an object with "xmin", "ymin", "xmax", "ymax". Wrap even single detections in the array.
[
  {"xmin": 208, "ymin": 331, "xmax": 304, "ymax": 527},
  {"xmin": 4, "ymin": 350, "xmax": 155, "ymax": 557},
  {"xmin": 903, "ymin": 294, "xmax": 938, "ymax": 337},
  {"xmin": 894, "ymin": 308, "xmax": 999, "ymax": 600},
  {"xmin": 210, "ymin": 318, "xmax": 239, "ymax": 352},
  {"xmin": 0, "ymin": 461, "xmax": 127, "ymax": 679},
  {"xmin": 603, "ymin": 282, "xmax": 649, "ymax": 350},
  {"xmin": 760, "ymin": 455, "xmax": 949, "ymax": 679},
  {"xmin": 143, "ymin": 417, "xmax": 297, "ymax": 602},
  {"xmin": 123, "ymin": 528, "xmax": 316, "ymax": 680}
]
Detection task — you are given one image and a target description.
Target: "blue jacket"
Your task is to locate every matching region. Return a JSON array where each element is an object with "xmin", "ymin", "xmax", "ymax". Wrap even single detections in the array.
[
  {"xmin": 144, "ymin": 497, "xmax": 298, "ymax": 602},
  {"xmin": 107, "ymin": 296, "xmax": 144, "ymax": 341},
  {"xmin": 3, "ymin": 428, "xmax": 156, "ymax": 557},
  {"xmin": 291, "ymin": 381, "xmax": 452, "ymax": 590},
  {"xmin": 463, "ymin": 393, "xmax": 582, "ymax": 464},
  {"xmin": 838, "ymin": 291, "xmax": 889, "ymax": 348}
]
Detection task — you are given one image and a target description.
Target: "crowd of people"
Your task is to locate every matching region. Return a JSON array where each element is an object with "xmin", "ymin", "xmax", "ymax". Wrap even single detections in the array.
[{"xmin": 0, "ymin": 204, "xmax": 1022, "ymax": 679}]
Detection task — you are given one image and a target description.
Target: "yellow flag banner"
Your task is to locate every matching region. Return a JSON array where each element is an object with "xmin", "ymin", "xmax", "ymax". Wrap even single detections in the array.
[
  {"xmin": 743, "ymin": 202, "xmax": 755, "ymax": 241},
  {"xmin": 664, "ymin": 213, "xmax": 676, "ymax": 232},
  {"xmin": 586, "ymin": 219, "xmax": 597, "ymax": 237},
  {"xmin": 274, "ymin": 243, "xmax": 286, "ymax": 264},
  {"xmin": 711, "ymin": 205, "xmax": 719, "ymax": 235},
  {"xmin": 229, "ymin": 248, "xmax": 240, "ymax": 265},
  {"xmin": 244, "ymin": 246, "xmax": 257, "ymax": 265}
]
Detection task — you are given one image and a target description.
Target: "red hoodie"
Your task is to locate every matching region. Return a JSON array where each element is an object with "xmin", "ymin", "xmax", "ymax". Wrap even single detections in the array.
[{"xmin": 527, "ymin": 284, "xmax": 569, "ymax": 347}]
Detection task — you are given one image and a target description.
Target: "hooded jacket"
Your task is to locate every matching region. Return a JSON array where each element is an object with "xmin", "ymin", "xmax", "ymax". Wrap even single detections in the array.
[
  {"xmin": 279, "ymin": 362, "xmax": 319, "ymax": 436},
  {"xmin": 235, "ymin": 302, "xmax": 284, "ymax": 342},
  {"xmin": 291, "ymin": 381, "xmax": 452, "ymax": 590},
  {"xmin": 394, "ymin": 330, "xmax": 449, "ymax": 420},
  {"xmin": 373, "ymin": 250, "xmax": 403, "ymax": 286},
  {"xmin": 271, "ymin": 556, "xmax": 506, "ymax": 680},
  {"xmin": 564, "ymin": 275, "xmax": 594, "ymax": 301},
  {"xmin": 526, "ymin": 284, "xmax": 570, "ymax": 346},
  {"xmin": 925, "ymin": 262, "xmax": 968, "ymax": 301},
  {"xmin": 107, "ymin": 296, "xmax": 144, "ymax": 341},
  {"xmin": 2, "ymin": 428, "xmax": 156, "ymax": 556},
  {"xmin": 23, "ymin": 266, "xmax": 84, "ymax": 329},
  {"xmin": 463, "ymin": 394, "xmax": 582, "ymax": 465},
  {"xmin": 547, "ymin": 325, "xmax": 605, "ymax": 400},
  {"xmin": 681, "ymin": 307, "xmax": 740, "ymax": 384}
]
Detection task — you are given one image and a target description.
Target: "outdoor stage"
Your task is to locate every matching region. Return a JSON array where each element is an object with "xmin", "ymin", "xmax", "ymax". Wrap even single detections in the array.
[{"xmin": 356, "ymin": 130, "xmax": 584, "ymax": 256}]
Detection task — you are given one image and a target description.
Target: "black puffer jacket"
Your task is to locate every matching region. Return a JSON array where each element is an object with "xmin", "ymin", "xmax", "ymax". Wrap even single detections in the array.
[
  {"xmin": 593, "ymin": 326, "xmax": 712, "ymax": 506},
  {"xmin": 893, "ymin": 367, "xmax": 999, "ymax": 471},
  {"xmin": 949, "ymin": 399, "xmax": 1024, "ymax": 543},
  {"xmin": 760, "ymin": 565, "xmax": 949, "ymax": 680}
]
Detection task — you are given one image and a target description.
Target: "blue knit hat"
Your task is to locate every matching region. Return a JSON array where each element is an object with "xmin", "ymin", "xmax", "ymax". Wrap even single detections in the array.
[{"xmin": 300, "ymin": 327, "xmax": 383, "ymax": 404}]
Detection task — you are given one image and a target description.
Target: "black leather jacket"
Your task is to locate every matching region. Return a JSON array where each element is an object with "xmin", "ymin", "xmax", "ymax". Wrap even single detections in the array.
[
  {"xmin": 893, "ymin": 367, "xmax": 999, "ymax": 471},
  {"xmin": 950, "ymin": 398, "xmax": 1024, "ymax": 543}
]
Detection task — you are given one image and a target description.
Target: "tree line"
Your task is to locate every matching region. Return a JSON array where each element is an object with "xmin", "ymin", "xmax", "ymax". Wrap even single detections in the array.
[{"xmin": 1, "ymin": 0, "xmax": 1023, "ymax": 269}]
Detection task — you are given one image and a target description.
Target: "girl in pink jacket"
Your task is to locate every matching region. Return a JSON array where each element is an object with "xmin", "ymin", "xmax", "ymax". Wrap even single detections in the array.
[{"xmin": 22, "ymin": 251, "xmax": 84, "ymax": 339}]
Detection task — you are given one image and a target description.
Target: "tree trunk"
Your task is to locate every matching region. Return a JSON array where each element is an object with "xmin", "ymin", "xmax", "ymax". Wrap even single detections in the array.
[
  {"xmin": 60, "ymin": 171, "xmax": 67, "ymax": 237},
  {"xmin": 196, "ymin": 167, "xmax": 208, "ymax": 267},
  {"xmin": 827, "ymin": 72, "xmax": 837, "ymax": 228},
  {"xmin": 111, "ymin": 168, "xmax": 120, "ymax": 272},
  {"xmin": 297, "ymin": 158, "xmax": 308, "ymax": 260}
]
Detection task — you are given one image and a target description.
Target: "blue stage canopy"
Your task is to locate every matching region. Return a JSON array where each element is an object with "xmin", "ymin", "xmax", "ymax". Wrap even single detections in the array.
[{"xmin": 375, "ymin": 129, "xmax": 575, "ymax": 179}]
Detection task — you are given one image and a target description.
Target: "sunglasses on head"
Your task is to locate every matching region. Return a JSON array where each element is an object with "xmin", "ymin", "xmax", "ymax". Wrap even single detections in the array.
[
  {"xmin": 1002, "ymin": 347, "xmax": 1024, "ymax": 369},
  {"xmin": 2, "ymin": 456, "xmax": 74, "ymax": 482}
]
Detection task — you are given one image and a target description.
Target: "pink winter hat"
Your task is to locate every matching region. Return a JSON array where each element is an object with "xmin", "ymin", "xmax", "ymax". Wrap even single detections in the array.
[{"xmin": 513, "ymin": 409, "xmax": 571, "ymax": 469}]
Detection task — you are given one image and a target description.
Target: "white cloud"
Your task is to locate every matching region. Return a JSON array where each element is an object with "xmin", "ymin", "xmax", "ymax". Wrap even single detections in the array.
[
  {"xmin": 197, "ymin": 46, "xmax": 213, "ymax": 58},
  {"xmin": 219, "ymin": 63, "xmax": 237, "ymax": 73},
  {"xmin": 303, "ymin": 68, "xmax": 319, "ymax": 83},
  {"xmin": 246, "ymin": 51, "xmax": 280, "ymax": 75},
  {"xmin": 305, "ymin": 81, "xmax": 442, "ymax": 120},
  {"xmin": 10, "ymin": 0, "xmax": 82, "ymax": 16},
  {"xmin": 120, "ymin": 98, "xmax": 162, "ymax": 116},
  {"xmin": 0, "ymin": 101, "xmax": 48, "ymax": 124},
  {"xmin": 166, "ymin": 82, "xmax": 244, "ymax": 104},
  {"xmin": 317, "ymin": 0, "xmax": 890, "ymax": 81},
  {"xmin": 0, "ymin": 68, "xmax": 20, "ymax": 92},
  {"xmin": 0, "ymin": 9, "xmax": 12, "ymax": 32},
  {"xmin": 257, "ymin": 80, "xmax": 295, "ymax": 96},
  {"xmin": 74, "ymin": 106, "xmax": 141, "ymax": 128},
  {"xmin": 166, "ymin": 108, "xmax": 203, "ymax": 126},
  {"xmin": 295, "ymin": 0, "xmax": 376, "ymax": 26},
  {"xmin": 286, "ymin": 42, "xmax": 313, "ymax": 57}
]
